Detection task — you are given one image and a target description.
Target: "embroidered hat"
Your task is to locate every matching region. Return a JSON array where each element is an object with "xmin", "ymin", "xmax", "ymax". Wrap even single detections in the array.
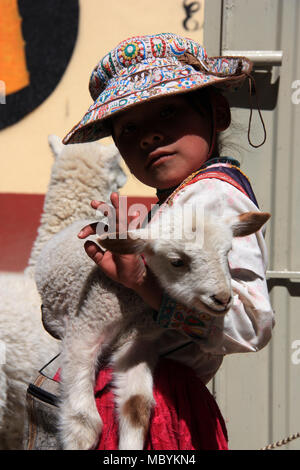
[{"xmin": 63, "ymin": 33, "xmax": 253, "ymax": 145}]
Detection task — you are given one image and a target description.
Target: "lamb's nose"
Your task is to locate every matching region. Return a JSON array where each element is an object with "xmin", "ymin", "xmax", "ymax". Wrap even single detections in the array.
[
  {"xmin": 211, "ymin": 293, "xmax": 232, "ymax": 307},
  {"xmin": 140, "ymin": 132, "xmax": 163, "ymax": 149}
]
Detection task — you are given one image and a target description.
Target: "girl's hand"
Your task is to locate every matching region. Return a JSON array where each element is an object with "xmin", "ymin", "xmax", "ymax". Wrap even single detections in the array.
[{"xmin": 77, "ymin": 192, "xmax": 146, "ymax": 290}]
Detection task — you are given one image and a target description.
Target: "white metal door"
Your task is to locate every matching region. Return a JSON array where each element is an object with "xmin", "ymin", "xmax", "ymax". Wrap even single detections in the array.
[{"xmin": 204, "ymin": 0, "xmax": 300, "ymax": 450}]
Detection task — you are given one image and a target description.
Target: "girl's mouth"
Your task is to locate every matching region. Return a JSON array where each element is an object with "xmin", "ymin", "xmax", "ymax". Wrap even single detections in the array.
[{"xmin": 146, "ymin": 152, "xmax": 176, "ymax": 169}]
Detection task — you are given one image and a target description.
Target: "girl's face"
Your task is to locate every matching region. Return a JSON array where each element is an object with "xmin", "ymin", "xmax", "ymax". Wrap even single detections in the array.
[{"xmin": 112, "ymin": 94, "xmax": 213, "ymax": 189}]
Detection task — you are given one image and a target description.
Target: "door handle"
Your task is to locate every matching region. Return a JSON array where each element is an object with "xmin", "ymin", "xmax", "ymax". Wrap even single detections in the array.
[
  {"xmin": 267, "ymin": 270, "xmax": 300, "ymax": 281},
  {"xmin": 222, "ymin": 50, "xmax": 283, "ymax": 66}
]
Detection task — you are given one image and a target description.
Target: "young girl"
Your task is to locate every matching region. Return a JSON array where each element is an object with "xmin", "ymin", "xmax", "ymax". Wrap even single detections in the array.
[{"xmin": 62, "ymin": 33, "xmax": 274, "ymax": 450}]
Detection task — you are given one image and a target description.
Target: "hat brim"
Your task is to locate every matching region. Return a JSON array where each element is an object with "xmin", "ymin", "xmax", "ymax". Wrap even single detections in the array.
[{"xmin": 63, "ymin": 57, "xmax": 252, "ymax": 145}]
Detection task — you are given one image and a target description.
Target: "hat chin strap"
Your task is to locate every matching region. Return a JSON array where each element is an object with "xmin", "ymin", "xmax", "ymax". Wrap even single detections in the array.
[
  {"xmin": 207, "ymin": 119, "xmax": 216, "ymax": 159},
  {"xmin": 207, "ymin": 90, "xmax": 217, "ymax": 159}
]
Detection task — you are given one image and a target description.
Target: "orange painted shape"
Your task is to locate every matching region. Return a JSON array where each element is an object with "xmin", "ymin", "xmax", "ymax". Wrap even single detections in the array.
[{"xmin": 0, "ymin": 0, "xmax": 30, "ymax": 94}]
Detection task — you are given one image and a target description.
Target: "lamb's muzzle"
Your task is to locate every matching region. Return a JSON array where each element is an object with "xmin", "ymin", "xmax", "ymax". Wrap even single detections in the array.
[{"xmin": 211, "ymin": 293, "xmax": 232, "ymax": 309}]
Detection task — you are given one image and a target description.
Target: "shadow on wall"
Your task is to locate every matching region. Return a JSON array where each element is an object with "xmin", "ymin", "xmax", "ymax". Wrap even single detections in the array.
[{"xmin": 224, "ymin": 69, "xmax": 280, "ymax": 111}]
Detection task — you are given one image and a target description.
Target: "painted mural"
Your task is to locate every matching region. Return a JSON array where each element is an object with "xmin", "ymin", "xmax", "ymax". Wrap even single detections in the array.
[{"xmin": 0, "ymin": 0, "xmax": 79, "ymax": 129}]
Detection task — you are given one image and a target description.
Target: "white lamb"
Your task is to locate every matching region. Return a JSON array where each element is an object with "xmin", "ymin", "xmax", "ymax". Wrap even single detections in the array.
[
  {"xmin": 35, "ymin": 196, "xmax": 270, "ymax": 450},
  {"xmin": 0, "ymin": 135, "xmax": 126, "ymax": 449}
]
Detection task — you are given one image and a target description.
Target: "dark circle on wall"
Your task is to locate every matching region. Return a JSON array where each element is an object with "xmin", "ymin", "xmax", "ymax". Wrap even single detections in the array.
[{"xmin": 0, "ymin": 0, "xmax": 79, "ymax": 130}]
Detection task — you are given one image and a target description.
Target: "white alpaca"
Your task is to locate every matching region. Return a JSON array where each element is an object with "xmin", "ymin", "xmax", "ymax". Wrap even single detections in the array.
[
  {"xmin": 27, "ymin": 135, "xmax": 127, "ymax": 273},
  {"xmin": 35, "ymin": 199, "xmax": 270, "ymax": 450},
  {"xmin": 0, "ymin": 272, "xmax": 59, "ymax": 450},
  {"xmin": 0, "ymin": 135, "xmax": 126, "ymax": 449}
]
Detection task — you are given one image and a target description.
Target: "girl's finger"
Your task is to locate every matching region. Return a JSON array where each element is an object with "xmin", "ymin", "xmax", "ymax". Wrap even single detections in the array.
[
  {"xmin": 110, "ymin": 192, "xmax": 119, "ymax": 210},
  {"xmin": 111, "ymin": 191, "xmax": 129, "ymax": 232},
  {"xmin": 128, "ymin": 211, "xmax": 141, "ymax": 229},
  {"xmin": 77, "ymin": 222, "xmax": 98, "ymax": 238},
  {"xmin": 110, "ymin": 193, "xmax": 120, "ymax": 225},
  {"xmin": 90, "ymin": 200, "xmax": 104, "ymax": 209},
  {"xmin": 84, "ymin": 240, "xmax": 105, "ymax": 265}
]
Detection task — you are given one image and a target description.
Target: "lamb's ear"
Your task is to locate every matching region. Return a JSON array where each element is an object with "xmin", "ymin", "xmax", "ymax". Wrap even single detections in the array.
[
  {"xmin": 231, "ymin": 211, "xmax": 271, "ymax": 237},
  {"xmin": 98, "ymin": 229, "xmax": 154, "ymax": 255},
  {"xmin": 48, "ymin": 135, "xmax": 64, "ymax": 159}
]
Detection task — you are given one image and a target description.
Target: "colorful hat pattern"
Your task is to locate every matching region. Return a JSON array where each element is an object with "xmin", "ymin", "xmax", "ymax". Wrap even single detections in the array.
[{"xmin": 63, "ymin": 33, "xmax": 252, "ymax": 144}]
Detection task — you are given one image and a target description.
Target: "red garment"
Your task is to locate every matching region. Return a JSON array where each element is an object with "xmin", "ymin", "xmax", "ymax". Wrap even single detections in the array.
[
  {"xmin": 54, "ymin": 358, "xmax": 228, "ymax": 450},
  {"xmin": 54, "ymin": 359, "xmax": 228, "ymax": 450}
]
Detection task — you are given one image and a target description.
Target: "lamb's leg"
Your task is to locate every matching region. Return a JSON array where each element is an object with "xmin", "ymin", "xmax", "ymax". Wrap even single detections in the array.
[
  {"xmin": 112, "ymin": 339, "xmax": 158, "ymax": 450},
  {"xmin": 59, "ymin": 319, "xmax": 112, "ymax": 450}
]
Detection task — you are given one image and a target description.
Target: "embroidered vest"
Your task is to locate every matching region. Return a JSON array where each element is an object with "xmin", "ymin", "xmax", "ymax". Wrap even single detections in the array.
[{"xmin": 163, "ymin": 157, "xmax": 259, "ymax": 208}]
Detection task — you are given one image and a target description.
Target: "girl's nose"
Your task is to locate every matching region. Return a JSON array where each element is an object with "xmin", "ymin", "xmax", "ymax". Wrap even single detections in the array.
[{"xmin": 140, "ymin": 132, "xmax": 164, "ymax": 150}]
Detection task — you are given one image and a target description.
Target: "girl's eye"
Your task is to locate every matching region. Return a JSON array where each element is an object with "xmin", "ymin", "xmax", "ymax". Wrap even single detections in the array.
[
  {"xmin": 160, "ymin": 105, "xmax": 176, "ymax": 119},
  {"xmin": 170, "ymin": 258, "xmax": 185, "ymax": 267},
  {"xmin": 121, "ymin": 123, "xmax": 137, "ymax": 136}
]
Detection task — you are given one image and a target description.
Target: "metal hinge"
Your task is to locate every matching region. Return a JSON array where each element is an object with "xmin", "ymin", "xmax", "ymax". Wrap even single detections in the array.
[{"xmin": 222, "ymin": 50, "xmax": 283, "ymax": 66}]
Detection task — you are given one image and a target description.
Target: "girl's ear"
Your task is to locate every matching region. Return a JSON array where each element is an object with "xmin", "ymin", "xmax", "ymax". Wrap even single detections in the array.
[
  {"xmin": 211, "ymin": 92, "xmax": 231, "ymax": 132},
  {"xmin": 230, "ymin": 211, "xmax": 271, "ymax": 237}
]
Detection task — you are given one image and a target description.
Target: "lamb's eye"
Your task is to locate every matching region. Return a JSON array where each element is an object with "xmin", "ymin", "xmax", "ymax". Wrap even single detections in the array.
[{"xmin": 170, "ymin": 258, "xmax": 185, "ymax": 267}]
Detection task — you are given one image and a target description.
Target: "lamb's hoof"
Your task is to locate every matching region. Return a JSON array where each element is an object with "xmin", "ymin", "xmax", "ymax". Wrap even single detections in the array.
[{"xmin": 61, "ymin": 411, "xmax": 103, "ymax": 450}]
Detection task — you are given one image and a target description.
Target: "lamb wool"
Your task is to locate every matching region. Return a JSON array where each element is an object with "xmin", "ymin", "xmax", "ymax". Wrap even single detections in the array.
[{"xmin": 0, "ymin": 136, "xmax": 126, "ymax": 449}]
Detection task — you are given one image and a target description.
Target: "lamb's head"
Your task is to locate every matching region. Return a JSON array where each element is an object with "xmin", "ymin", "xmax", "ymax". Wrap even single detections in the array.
[{"xmin": 99, "ymin": 207, "xmax": 270, "ymax": 316}]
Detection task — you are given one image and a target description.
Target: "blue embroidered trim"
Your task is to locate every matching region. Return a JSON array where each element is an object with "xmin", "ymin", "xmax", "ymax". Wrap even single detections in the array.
[
  {"xmin": 156, "ymin": 292, "xmax": 214, "ymax": 340},
  {"xmin": 156, "ymin": 292, "xmax": 176, "ymax": 328}
]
